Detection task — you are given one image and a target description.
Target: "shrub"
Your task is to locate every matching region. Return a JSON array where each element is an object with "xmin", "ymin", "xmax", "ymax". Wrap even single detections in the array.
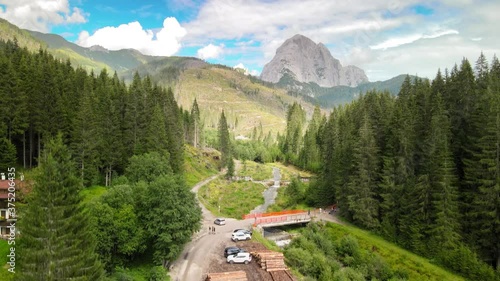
[{"xmin": 149, "ymin": 266, "xmax": 169, "ymax": 281}]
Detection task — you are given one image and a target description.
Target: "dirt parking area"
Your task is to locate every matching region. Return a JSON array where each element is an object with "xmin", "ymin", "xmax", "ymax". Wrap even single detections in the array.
[{"xmin": 207, "ymin": 240, "xmax": 275, "ymax": 281}]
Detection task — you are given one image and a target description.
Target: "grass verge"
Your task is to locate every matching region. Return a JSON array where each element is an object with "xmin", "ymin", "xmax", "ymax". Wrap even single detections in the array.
[
  {"xmin": 0, "ymin": 239, "xmax": 13, "ymax": 281},
  {"xmin": 198, "ymin": 178, "xmax": 265, "ymax": 218},
  {"xmin": 80, "ymin": 185, "xmax": 107, "ymax": 204},
  {"xmin": 184, "ymin": 145, "xmax": 219, "ymax": 187},
  {"xmin": 323, "ymin": 222, "xmax": 465, "ymax": 281},
  {"xmin": 237, "ymin": 161, "xmax": 274, "ymax": 181},
  {"xmin": 264, "ymin": 162, "xmax": 313, "ymax": 181}
]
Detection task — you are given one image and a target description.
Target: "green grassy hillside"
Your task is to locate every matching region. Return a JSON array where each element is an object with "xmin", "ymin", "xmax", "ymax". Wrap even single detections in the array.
[
  {"xmin": 0, "ymin": 239, "xmax": 13, "ymax": 281},
  {"xmin": 199, "ymin": 178, "xmax": 266, "ymax": 218},
  {"xmin": 285, "ymin": 222, "xmax": 465, "ymax": 281},
  {"xmin": 0, "ymin": 18, "xmax": 46, "ymax": 52},
  {"xmin": 28, "ymin": 30, "xmax": 157, "ymax": 72},
  {"xmin": 183, "ymin": 145, "xmax": 219, "ymax": 187},
  {"xmin": 173, "ymin": 66, "xmax": 318, "ymax": 137}
]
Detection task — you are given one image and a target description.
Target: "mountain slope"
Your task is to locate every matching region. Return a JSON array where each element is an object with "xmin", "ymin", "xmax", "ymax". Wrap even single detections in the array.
[
  {"xmin": 279, "ymin": 73, "xmax": 418, "ymax": 107},
  {"xmin": 28, "ymin": 30, "xmax": 158, "ymax": 71},
  {"xmin": 261, "ymin": 34, "xmax": 368, "ymax": 87},
  {"xmin": 0, "ymin": 18, "xmax": 46, "ymax": 51},
  {"xmin": 172, "ymin": 65, "xmax": 318, "ymax": 137}
]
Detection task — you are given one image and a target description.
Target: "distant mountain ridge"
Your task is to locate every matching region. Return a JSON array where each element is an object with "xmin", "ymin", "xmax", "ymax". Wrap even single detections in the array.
[
  {"xmin": 27, "ymin": 30, "xmax": 158, "ymax": 71},
  {"xmin": 281, "ymin": 73, "xmax": 418, "ymax": 107},
  {"xmin": 261, "ymin": 34, "xmax": 369, "ymax": 87},
  {"xmin": 0, "ymin": 18, "xmax": 412, "ymax": 110}
]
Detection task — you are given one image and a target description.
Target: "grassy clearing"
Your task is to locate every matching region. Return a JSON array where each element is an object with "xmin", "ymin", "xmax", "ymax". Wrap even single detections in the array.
[
  {"xmin": 183, "ymin": 145, "xmax": 219, "ymax": 187},
  {"xmin": 107, "ymin": 250, "xmax": 170, "ymax": 281},
  {"xmin": 198, "ymin": 178, "xmax": 266, "ymax": 218},
  {"xmin": 267, "ymin": 185, "xmax": 311, "ymax": 212},
  {"xmin": 0, "ymin": 239, "xmax": 13, "ymax": 281},
  {"xmin": 80, "ymin": 185, "xmax": 107, "ymax": 204},
  {"xmin": 324, "ymin": 222, "xmax": 465, "ymax": 281},
  {"xmin": 265, "ymin": 162, "xmax": 313, "ymax": 181},
  {"xmin": 237, "ymin": 160, "xmax": 274, "ymax": 181}
]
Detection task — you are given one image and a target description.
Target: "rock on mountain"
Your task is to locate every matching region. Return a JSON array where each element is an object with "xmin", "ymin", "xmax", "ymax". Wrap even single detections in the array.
[{"xmin": 260, "ymin": 34, "xmax": 369, "ymax": 87}]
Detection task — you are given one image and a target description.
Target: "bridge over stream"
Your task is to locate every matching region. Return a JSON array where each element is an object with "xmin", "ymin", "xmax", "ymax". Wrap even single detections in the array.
[{"xmin": 243, "ymin": 210, "xmax": 311, "ymax": 228}]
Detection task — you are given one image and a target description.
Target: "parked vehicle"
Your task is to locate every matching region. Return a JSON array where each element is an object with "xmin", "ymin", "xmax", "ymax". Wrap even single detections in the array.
[
  {"xmin": 233, "ymin": 229, "xmax": 252, "ymax": 235},
  {"xmin": 214, "ymin": 218, "xmax": 226, "ymax": 225},
  {"xmin": 227, "ymin": 252, "xmax": 252, "ymax": 264},
  {"xmin": 231, "ymin": 232, "xmax": 251, "ymax": 241},
  {"xmin": 224, "ymin": 246, "xmax": 246, "ymax": 258}
]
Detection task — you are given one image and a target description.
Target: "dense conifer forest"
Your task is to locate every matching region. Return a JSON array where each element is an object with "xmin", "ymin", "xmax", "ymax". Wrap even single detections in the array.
[
  {"xmin": 2, "ymin": 37, "xmax": 500, "ymax": 280},
  {"xmin": 0, "ymin": 39, "xmax": 202, "ymax": 184},
  {"xmin": 0, "ymin": 39, "xmax": 202, "ymax": 279},
  {"xmin": 280, "ymin": 53, "xmax": 500, "ymax": 280}
]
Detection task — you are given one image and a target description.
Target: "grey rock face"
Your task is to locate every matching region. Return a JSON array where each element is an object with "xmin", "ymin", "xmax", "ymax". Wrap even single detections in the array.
[{"xmin": 260, "ymin": 34, "xmax": 368, "ymax": 87}]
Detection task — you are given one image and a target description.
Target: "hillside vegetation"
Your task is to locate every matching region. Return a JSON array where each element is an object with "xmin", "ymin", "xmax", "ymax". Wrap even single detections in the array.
[
  {"xmin": 277, "ymin": 54, "xmax": 500, "ymax": 280},
  {"xmin": 198, "ymin": 177, "xmax": 266, "ymax": 218},
  {"xmin": 285, "ymin": 222, "xmax": 465, "ymax": 281},
  {"xmin": 173, "ymin": 65, "xmax": 319, "ymax": 137},
  {"xmin": 0, "ymin": 18, "xmax": 45, "ymax": 52}
]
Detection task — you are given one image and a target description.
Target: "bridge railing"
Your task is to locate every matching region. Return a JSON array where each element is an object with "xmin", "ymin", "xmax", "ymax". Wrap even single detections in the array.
[
  {"xmin": 243, "ymin": 209, "xmax": 307, "ymax": 220},
  {"xmin": 253, "ymin": 213, "xmax": 310, "ymax": 226}
]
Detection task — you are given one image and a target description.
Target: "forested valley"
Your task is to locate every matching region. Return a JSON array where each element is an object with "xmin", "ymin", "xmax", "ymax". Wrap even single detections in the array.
[
  {"xmin": 0, "ymin": 39, "xmax": 203, "ymax": 280},
  {"xmin": 276, "ymin": 54, "xmax": 500, "ymax": 280},
  {"xmin": 2, "ymin": 36, "xmax": 500, "ymax": 281}
]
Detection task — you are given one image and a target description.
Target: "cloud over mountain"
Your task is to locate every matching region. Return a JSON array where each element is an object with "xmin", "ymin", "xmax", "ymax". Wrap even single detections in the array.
[{"xmin": 76, "ymin": 17, "xmax": 186, "ymax": 56}]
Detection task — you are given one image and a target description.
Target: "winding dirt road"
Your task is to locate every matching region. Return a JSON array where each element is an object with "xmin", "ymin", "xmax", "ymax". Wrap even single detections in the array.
[{"xmin": 169, "ymin": 174, "xmax": 254, "ymax": 281}]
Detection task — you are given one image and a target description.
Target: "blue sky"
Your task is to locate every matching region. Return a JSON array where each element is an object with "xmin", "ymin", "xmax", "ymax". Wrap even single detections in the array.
[{"xmin": 1, "ymin": 0, "xmax": 499, "ymax": 81}]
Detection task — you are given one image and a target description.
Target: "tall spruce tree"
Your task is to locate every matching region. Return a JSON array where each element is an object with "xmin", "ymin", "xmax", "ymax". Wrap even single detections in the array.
[
  {"xmin": 427, "ymin": 93, "xmax": 461, "ymax": 254},
  {"xmin": 17, "ymin": 135, "xmax": 103, "ymax": 280},
  {"xmin": 347, "ymin": 114, "xmax": 380, "ymax": 230},
  {"xmin": 218, "ymin": 110, "xmax": 231, "ymax": 169},
  {"xmin": 190, "ymin": 98, "xmax": 202, "ymax": 148}
]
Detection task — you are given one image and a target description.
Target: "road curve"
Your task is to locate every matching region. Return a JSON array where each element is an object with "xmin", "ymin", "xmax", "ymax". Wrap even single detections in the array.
[{"xmin": 169, "ymin": 173, "xmax": 253, "ymax": 281}]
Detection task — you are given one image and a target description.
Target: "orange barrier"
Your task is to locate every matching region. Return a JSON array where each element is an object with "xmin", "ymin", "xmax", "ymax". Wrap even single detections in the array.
[
  {"xmin": 242, "ymin": 209, "xmax": 307, "ymax": 220},
  {"xmin": 252, "ymin": 213, "xmax": 311, "ymax": 226}
]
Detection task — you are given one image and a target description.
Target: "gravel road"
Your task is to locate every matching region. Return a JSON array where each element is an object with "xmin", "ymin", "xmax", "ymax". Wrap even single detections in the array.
[{"xmin": 169, "ymin": 174, "xmax": 254, "ymax": 281}]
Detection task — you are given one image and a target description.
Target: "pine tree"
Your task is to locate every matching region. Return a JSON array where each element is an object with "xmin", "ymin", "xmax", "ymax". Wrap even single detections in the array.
[
  {"xmin": 163, "ymin": 87, "xmax": 184, "ymax": 174},
  {"xmin": 190, "ymin": 98, "xmax": 202, "ymax": 148},
  {"xmin": 16, "ymin": 135, "xmax": 103, "ymax": 280},
  {"xmin": 427, "ymin": 93, "xmax": 461, "ymax": 254},
  {"xmin": 475, "ymin": 52, "xmax": 489, "ymax": 89},
  {"xmin": 218, "ymin": 110, "xmax": 231, "ymax": 169},
  {"xmin": 143, "ymin": 104, "xmax": 168, "ymax": 153},
  {"xmin": 465, "ymin": 86, "xmax": 500, "ymax": 267},
  {"xmin": 347, "ymin": 114, "xmax": 380, "ymax": 230},
  {"xmin": 0, "ymin": 137, "xmax": 16, "ymax": 171}
]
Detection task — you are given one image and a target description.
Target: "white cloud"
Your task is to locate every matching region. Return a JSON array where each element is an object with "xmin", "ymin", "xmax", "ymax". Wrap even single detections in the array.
[
  {"xmin": 181, "ymin": 0, "xmax": 500, "ymax": 81},
  {"xmin": 197, "ymin": 43, "xmax": 224, "ymax": 60},
  {"xmin": 364, "ymin": 34, "xmax": 494, "ymax": 81},
  {"xmin": 370, "ymin": 30, "xmax": 459, "ymax": 50},
  {"xmin": 233, "ymin": 63, "xmax": 260, "ymax": 76},
  {"xmin": 0, "ymin": 0, "xmax": 88, "ymax": 32},
  {"xmin": 66, "ymin": 7, "xmax": 86, "ymax": 23},
  {"xmin": 76, "ymin": 17, "xmax": 186, "ymax": 56}
]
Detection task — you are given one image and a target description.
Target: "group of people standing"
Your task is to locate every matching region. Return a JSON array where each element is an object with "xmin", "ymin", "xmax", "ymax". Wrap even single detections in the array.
[{"xmin": 208, "ymin": 226, "xmax": 216, "ymax": 234}]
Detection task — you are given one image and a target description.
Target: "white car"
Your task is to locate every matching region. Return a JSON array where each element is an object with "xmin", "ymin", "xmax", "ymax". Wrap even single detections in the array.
[
  {"xmin": 231, "ymin": 232, "xmax": 251, "ymax": 241},
  {"xmin": 227, "ymin": 252, "xmax": 252, "ymax": 264},
  {"xmin": 214, "ymin": 218, "xmax": 226, "ymax": 225}
]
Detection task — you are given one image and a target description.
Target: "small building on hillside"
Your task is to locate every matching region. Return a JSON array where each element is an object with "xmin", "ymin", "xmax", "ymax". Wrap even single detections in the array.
[{"xmin": 0, "ymin": 177, "xmax": 25, "ymax": 239}]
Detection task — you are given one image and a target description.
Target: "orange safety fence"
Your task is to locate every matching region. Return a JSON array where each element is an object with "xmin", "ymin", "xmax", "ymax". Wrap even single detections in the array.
[
  {"xmin": 253, "ymin": 213, "xmax": 311, "ymax": 226},
  {"xmin": 242, "ymin": 209, "xmax": 307, "ymax": 219}
]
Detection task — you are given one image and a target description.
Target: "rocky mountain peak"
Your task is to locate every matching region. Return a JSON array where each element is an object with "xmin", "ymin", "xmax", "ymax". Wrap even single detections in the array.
[{"xmin": 260, "ymin": 34, "xmax": 369, "ymax": 87}]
